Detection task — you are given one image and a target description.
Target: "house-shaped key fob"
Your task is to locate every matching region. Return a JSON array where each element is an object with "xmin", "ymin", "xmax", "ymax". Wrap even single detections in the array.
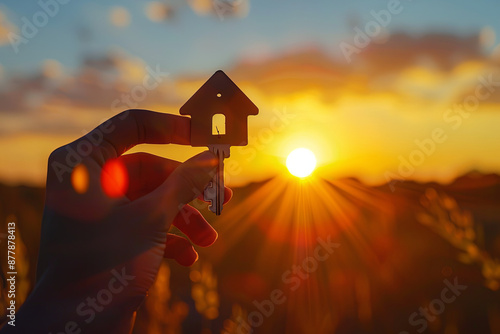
[{"xmin": 180, "ymin": 70, "xmax": 259, "ymax": 146}]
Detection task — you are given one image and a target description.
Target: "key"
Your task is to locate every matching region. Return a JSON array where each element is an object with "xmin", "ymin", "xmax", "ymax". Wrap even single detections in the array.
[
  {"xmin": 179, "ymin": 70, "xmax": 259, "ymax": 215},
  {"xmin": 204, "ymin": 145, "xmax": 230, "ymax": 215}
]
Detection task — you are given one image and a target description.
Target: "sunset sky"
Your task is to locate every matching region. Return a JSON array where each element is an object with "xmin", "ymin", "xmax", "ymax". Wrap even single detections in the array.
[{"xmin": 1, "ymin": 0, "xmax": 500, "ymax": 186}]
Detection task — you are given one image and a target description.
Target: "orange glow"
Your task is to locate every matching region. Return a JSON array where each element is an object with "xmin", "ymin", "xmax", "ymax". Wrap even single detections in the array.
[
  {"xmin": 212, "ymin": 174, "xmax": 398, "ymax": 332},
  {"xmin": 101, "ymin": 159, "xmax": 128, "ymax": 198},
  {"xmin": 216, "ymin": 175, "xmax": 379, "ymax": 247},
  {"xmin": 71, "ymin": 164, "xmax": 89, "ymax": 194}
]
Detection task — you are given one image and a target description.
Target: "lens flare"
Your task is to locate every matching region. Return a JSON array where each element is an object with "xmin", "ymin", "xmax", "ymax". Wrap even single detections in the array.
[
  {"xmin": 101, "ymin": 159, "xmax": 128, "ymax": 198},
  {"xmin": 71, "ymin": 164, "xmax": 89, "ymax": 194}
]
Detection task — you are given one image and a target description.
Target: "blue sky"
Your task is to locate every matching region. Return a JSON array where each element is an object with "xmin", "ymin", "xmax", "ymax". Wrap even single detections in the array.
[{"xmin": 1, "ymin": 0, "xmax": 498, "ymax": 77}]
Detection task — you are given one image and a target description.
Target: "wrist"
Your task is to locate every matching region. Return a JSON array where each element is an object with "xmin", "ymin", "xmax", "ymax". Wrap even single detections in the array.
[{"xmin": 4, "ymin": 265, "xmax": 143, "ymax": 334}]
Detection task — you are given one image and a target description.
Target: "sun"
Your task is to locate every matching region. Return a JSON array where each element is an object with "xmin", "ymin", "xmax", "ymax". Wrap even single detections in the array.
[{"xmin": 286, "ymin": 148, "xmax": 317, "ymax": 178}]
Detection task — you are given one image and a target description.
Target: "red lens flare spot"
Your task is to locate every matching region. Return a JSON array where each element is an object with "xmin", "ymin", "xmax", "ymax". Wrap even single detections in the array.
[
  {"xmin": 101, "ymin": 159, "xmax": 128, "ymax": 198},
  {"xmin": 71, "ymin": 164, "xmax": 89, "ymax": 194}
]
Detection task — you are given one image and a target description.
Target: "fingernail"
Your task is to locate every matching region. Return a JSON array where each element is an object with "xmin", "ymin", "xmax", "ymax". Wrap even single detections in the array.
[
  {"xmin": 179, "ymin": 246, "xmax": 198, "ymax": 267},
  {"xmin": 197, "ymin": 230, "xmax": 218, "ymax": 247}
]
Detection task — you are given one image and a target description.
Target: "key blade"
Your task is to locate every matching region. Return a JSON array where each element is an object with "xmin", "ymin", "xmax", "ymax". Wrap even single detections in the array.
[
  {"xmin": 215, "ymin": 150, "xmax": 224, "ymax": 215},
  {"xmin": 204, "ymin": 145, "xmax": 230, "ymax": 215}
]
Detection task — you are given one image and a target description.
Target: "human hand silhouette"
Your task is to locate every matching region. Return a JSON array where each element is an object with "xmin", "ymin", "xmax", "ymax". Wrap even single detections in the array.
[{"xmin": 3, "ymin": 110, "xmax": 231, "ymax": 333}]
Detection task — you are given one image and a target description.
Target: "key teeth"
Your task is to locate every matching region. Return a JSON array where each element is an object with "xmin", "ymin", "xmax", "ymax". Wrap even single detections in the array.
[
  {"xmin": 204, "ymin": 183, "xmax": 217, "ymax": 213},
  {"xmin": 204, "ymin": 184, "xmax": 216, "ymax": 199},
  {"xmin": 204, "ymin": 184, "xmax": 223, "ymax": 214},
  {"xmin": 205, "ymin": 144, "xmax": 229, "ymax": 216}
]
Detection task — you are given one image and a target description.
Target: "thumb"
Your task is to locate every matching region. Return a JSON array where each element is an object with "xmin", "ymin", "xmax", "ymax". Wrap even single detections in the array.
[{"xmin": 164, "ymin": 150, "xmax": 218, "ymax": 211}]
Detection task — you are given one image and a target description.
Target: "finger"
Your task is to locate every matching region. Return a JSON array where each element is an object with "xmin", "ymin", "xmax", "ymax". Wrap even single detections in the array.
[
  {"xmin": 70, "ymin": 110, "xmax": 191, "ymax": 162},
  {"xmin": 197, "ymin": 187, "xmax": 233, "ymax": 204},
  {"xmin": 164, "ymin": 234, "xmax": 198, "ymax": 266},
  {"xmin": 173, "ymin": 205, "xmax": 218, "ymax": 247},
  {"xmin": 158, "ymin": 151, "xmax": 218, "ymax": 222},
  {"xmin": 123, "ymin": 150, "xmax": 218, "ymax": 229},
  {"xmin": 118, "ymin": 153, "xmax": 180, "ymax": 200}
]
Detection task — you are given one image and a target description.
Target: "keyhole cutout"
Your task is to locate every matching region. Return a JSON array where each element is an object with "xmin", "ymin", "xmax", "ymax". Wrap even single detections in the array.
[{"xmin": 212, "ymin": 114, "xmax": 226, "ymax": 135}]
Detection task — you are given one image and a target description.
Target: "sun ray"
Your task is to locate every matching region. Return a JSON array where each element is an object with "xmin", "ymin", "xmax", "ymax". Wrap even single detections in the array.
[{"xmin": 212, "ymin": 173, "xmax": 402, "ymax": 332}]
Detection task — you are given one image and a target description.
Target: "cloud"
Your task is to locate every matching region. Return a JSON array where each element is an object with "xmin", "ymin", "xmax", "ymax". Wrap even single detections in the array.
[
  {"xmin": 187, "ymin": 0, "xmax": 213, "ymax": 16},
  {"xmin": 0, "ymin": 48, "xmax": 180, "ymax": 119},
  {"xmin": 479, "ymin": 26, "xmax": 496, "ymax": 49},
  {"xmin": 187, "ymin": 0, "xmax": 250, "ymax": 19},
  {"xmin": 82, "ymin": 49, "xmax": 149, "ymax": 84},
  {"xmin": 3, "ymin": 30, "xmax": 500, "ymax": 186},
  {"xmin": 110, "ymin": 6, "xmax": 131, "ymax": 28},
  {"xmin": 145, "ymin": 2, "xmax": 175, "ymax": 22},
  {"xmin": 213, "ymin": 32, "xmax": 500, "ymax": 108},
  {"xmin": 0, "ymin": 8, "xmax": 17, "ymax": 46},
  {"xmin": 41, "ymin": 59, "xmax": 64, "ymax": 79},
  {"xmin": 358, "ymin": 33, "xmax": 483, "ymax": 74},
  {"xmin": 227, "ymin": 46, "xmax": 348, "ymax": 97},
  {"xmin": 1, "ymin": 31, "xmax": 495, "ymax": 117}
]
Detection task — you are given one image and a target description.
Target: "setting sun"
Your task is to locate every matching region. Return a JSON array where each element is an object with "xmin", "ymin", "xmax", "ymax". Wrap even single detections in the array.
[{"xmin": 286, "ymin": 148, "xmax": 317, "ymax": 178}]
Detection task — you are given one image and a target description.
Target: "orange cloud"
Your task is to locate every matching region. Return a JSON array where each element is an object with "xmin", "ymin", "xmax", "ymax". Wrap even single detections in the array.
[
  {"xmin": 0, "ymin": 8, "xmax": 16, "ymax": 46},
  {"xmin": 145, "ymin": 2, "xmax": 175, "ymax": 22},
  {"xmin": 187, "ymin": 0, "xmax": 250, "ymax": 19},
  {"xmin": 3, "ymin": 31, "xmax": 500, "ymax": 187},
  {"xmin": 110, "ymin": 6, "xmax": 131, "ymax": 28}
]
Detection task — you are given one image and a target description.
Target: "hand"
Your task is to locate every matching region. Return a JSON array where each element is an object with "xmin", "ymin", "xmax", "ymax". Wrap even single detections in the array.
[{"xmin": 4, "ymin": 110, "xmax": 231, "ymax": 333}]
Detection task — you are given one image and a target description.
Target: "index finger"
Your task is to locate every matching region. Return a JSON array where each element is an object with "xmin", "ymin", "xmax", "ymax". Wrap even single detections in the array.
[{"xmin": 73, "ymin": 109, "xmax": 191, "ymax": 161}]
